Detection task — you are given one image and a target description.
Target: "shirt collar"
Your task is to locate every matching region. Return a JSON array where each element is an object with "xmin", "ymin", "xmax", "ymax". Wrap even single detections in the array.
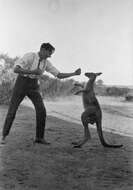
[{"xmin": 36, "ymin": 52, "xmax": 47, "ymax": 63}]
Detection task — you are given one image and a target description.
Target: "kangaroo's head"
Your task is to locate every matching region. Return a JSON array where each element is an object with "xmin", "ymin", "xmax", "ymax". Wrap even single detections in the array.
[{"xmin": 85, "ymin": 72, "xmax": 102, "ymax": 80}]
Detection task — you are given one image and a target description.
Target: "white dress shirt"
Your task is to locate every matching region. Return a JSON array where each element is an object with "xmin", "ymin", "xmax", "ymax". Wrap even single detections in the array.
[{"xmin": 14, "ymin": 52, "xmax": 60, "ymax": 79}]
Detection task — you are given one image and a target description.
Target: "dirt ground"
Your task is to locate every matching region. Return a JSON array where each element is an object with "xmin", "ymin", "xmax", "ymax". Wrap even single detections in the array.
[{"xmin": 0, "ymin": 105, "xmax": 133, "ymax": 190}]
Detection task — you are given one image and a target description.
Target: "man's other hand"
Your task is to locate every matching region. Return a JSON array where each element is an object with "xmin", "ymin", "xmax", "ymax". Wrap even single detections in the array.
[{"xmin": 33, "ymin": 68, "xmax": 43, "ymax": 75}]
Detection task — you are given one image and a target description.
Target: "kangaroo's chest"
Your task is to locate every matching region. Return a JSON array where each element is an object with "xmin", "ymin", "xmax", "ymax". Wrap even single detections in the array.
[
  {"xmin": 82, "ymin": 90, "xmax": 100, "ymax": 108},
  {"xmin": 82, "ymin": 91, "xmax": 95, "ymax": 102}
]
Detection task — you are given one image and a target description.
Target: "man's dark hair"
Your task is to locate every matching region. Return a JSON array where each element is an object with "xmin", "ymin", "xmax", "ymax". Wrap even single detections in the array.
[{"xmin": 40, "ymin": 43, "xmax": 55, "ymax": 52}]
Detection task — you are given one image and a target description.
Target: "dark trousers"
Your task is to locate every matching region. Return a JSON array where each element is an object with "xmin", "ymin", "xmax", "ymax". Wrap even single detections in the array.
[{"xmin": 2, "ymin": 75, "xmax": 46, "ymax": 139}]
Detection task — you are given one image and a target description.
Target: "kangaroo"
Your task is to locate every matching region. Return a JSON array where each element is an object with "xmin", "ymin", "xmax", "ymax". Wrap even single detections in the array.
[{"xmin": 72, "ymin": 72, "xmax": 123, "ymax": 148}]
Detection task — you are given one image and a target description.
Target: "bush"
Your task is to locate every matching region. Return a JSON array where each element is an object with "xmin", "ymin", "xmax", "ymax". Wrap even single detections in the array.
[
  {"xmin": 0, "ymin": 54, "xmax": 130, "ymax": 104},
  {"xmin": 0, "ymin": 54, "xmax": 17, "ymax": 104},
  {"xmin": 40, "ymin": 75, "xmax": 76, "ymax": 98},
  {"xmin": 105, "ymin": 86, "xmax": 129, "ymax": 97},
  {"xmin": 0, "ymin": 81, "xmax": 14, "ymax": 104}
]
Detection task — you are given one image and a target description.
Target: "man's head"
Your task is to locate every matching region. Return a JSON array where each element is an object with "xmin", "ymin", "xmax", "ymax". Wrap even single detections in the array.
[{"xmin": 39, "ymin": 43, "xmax": 55, "ymax": 59}]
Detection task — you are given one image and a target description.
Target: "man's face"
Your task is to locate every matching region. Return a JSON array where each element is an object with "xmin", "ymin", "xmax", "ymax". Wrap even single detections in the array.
[{"xmin": 40, "ymin": 49, "xmax": 54, "ymax": 59}]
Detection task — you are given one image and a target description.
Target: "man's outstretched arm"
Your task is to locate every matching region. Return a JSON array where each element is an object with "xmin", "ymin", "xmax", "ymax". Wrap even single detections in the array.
[{"xmin": 56, "ymin": 68, "xmax": 81, "ymax": 79}]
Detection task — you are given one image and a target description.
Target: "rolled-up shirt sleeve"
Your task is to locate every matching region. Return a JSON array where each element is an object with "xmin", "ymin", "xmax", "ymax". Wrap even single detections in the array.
[
  {"xmin": 14, "ymin": 53, "xmax": 34, "ymax": 70},
  {"xmin": 45, "ymin": 60, "xmax": 60, "ymax": 77},
  {"xmin": 14, "ymin": 58, "xmax": 24, "ymax": 68}
]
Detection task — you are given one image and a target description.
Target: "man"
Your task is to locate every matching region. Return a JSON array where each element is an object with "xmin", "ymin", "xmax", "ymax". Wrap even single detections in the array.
[{"xmin": 1, "ymin": 43, "xmax": 81, "ymax": 144}]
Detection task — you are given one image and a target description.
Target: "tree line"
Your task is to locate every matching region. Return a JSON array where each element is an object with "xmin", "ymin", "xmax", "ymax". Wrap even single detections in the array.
[{"xmin": 0, "ymin": 54, "xmax": 130, "ymax": 104}]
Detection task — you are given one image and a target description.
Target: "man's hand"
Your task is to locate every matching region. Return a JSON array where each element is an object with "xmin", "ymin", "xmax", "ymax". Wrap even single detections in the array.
[
  {"xmin": 32, "ymin": 68, "xmax": 42, "ymax": 75},
  {"xmin": 14, "ymin": 66, "xmax": 43, "ymax": 75},
  {"xmin": 74, "ymin": 68, "xmax": 81, "ymax": 75}
]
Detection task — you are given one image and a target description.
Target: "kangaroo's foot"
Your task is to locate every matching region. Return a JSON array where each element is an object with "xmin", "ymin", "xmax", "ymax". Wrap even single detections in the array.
[
  {"xmin": 72, "ymin": 136, "xmax": 91, "ymax": 148},
  {"xmin": 33, "ymin": 139, "xmax": 50, "ymax": 145},
  {"xmin": 102, "ymin": 143, "xmax": 123, "ymax": 148}
]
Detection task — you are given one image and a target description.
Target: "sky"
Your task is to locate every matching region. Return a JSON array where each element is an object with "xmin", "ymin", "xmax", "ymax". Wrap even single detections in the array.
[{"xmin": 0, "ymin": 0, "xmax": 133, "ymax": 85}]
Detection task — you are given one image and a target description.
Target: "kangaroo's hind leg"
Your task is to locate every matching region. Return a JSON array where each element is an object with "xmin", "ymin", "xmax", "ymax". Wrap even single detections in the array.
[{"xmin": 72, "ymin": 109, "xmax": 91, "ymax": 148}]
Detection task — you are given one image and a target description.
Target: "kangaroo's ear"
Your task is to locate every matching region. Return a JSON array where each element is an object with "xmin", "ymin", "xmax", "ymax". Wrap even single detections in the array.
[{"xmin": 96, "ymin": 72, "xmax": 102, "ymax": 76}]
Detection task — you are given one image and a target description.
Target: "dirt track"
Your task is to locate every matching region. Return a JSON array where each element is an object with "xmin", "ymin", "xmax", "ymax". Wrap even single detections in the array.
[{"xmin": 0, "ymin": 96, "xmax": 133, "ymax": 189}]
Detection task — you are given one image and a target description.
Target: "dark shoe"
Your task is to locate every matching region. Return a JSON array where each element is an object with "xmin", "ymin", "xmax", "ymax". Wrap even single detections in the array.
[
  {"xmin": 0, "ymin": 137, "xmax": 6, "ymax": 145},
  {"xmin": 34, "ymin": 139, "xmax": 50, "ymax": 145}
]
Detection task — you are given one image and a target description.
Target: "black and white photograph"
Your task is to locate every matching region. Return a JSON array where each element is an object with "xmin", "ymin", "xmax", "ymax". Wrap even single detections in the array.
[{"xmin": 0, "ymin": 0, "xmax": 133, "ymax": 189}]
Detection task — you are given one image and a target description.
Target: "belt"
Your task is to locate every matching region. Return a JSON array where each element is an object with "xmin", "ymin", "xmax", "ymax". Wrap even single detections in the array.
[{"xmin": 20, "ymin": 74, "xmax": 38, "ymax": 79}]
